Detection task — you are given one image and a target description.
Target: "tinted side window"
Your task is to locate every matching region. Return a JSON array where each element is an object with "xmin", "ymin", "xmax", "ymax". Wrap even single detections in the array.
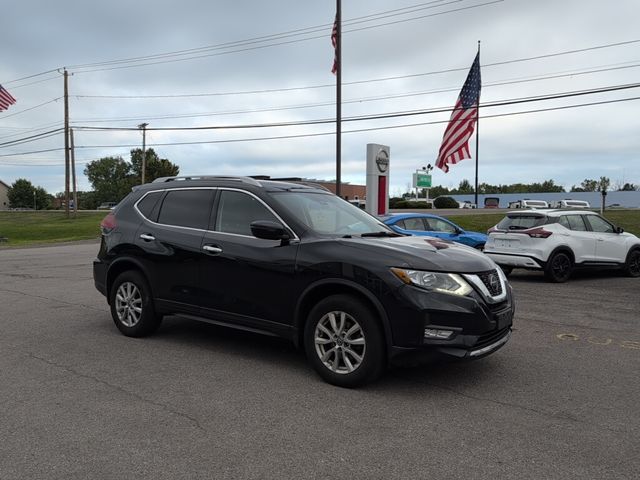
[
  {"xmin": 558, "ymin": 215, "xmax": 571, "ymax": 229},
  {"xmin": 403, "ymin": 217, "xmax": 426, "ymax": 231},
  {"xmin": 585, "ymin": 215, "xmax": 614, "ymax": 233},
  {"xmin": 215, "ymin": 190, "xmax": 278, "ymax": 236},
  {"xmin": 137, "ymin": 192, "xmax": 163, "ymax": 221},
  {"xmin": 567, "ymin": 215, "xmax": 587, "ymax": 231},
  {"xmin": 428, "ymin": 218, "xmax": 457, "ymax": 233},
  {"xmin": 157, "ymin": 189, "xmax": 213, "ymax": 229}
]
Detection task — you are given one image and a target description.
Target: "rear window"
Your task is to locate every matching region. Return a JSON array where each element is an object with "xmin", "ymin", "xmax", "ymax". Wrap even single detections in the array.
[{"xmin": 497, "ymin": 214, "xmax": 548, "ymax": 231}]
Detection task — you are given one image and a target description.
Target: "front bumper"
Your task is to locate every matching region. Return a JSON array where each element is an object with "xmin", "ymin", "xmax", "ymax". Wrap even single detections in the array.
[{"xmin": 385, "ymin": 280, "xmax": 515, "ymax": 360}]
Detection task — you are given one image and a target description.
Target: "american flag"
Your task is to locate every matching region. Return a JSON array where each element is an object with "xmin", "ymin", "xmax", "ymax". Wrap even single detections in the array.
[
  {"xmin": 436, "ymin": 52, "xmax": 481, "ymax": 172},
  {"xmin": 331, "ymin": 14, "xmax": 338, "ymax": 74},
  {"xmin": 0, "ymin": 84, "xmax": 16, "ymax": 111}
]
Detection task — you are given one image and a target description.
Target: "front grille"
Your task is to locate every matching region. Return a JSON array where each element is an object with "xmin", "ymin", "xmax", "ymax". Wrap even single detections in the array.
[
  {"xmin": 475, "ymin": 327, "xmax": 510, "ymax": 350},
  {"xmin": 477, "ymin": 269, "xmax": 503, "ymax": 297}
]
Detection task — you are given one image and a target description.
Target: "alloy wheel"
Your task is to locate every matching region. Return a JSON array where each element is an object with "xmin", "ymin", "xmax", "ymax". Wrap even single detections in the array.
[
  {"xmin": 115, "ymin": 282, "xmax": 143, "ymax": 327},
  {"xmin": 552, "ymin": 255, "xmax": 571, "ymax": 279},
  {"xmin": 314, "ymin": 311, "xmax": 366, "ymax": 375}
]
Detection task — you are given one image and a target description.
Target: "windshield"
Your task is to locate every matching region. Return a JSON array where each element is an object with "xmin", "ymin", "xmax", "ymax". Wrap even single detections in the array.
[{"xmin": 271, "ymin": 191, "xmax": 391, "ymax": 236}]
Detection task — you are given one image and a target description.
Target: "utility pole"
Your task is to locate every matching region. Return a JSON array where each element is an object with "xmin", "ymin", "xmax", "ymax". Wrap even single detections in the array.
[
  {"xmin": 70, "ymin": 128, "xmax": 78, "ymax": 216},
  {"xmin": 139, "ymin": 123, "xmax": 149, "ymax": 184},
  {"xmin": 63, "ymin": 69, "xmax": 70, "ymax": 218},
  {"xmin": 335, "ymin": 0, "xmax": 342, "ymax": 198}
]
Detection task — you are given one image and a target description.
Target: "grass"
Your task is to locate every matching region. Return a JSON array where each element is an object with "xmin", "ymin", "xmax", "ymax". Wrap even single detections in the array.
[
  {"xmin": 0, "ymin": 209, "xmax": 639, "ymax": 247},
  {"xmin": 445, "ymin": 209, "xmax": 640, "ymax": 236},
  {"xmin": 0, "ymin": 211, "xmax": 106, "ymax": 246}
]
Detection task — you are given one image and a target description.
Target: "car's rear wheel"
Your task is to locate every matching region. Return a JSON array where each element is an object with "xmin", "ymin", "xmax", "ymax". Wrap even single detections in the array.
[
  {"xmin": 623, "ymin": 249, "xmax": 640, "ymax": 277},
  {"xmin": 544, "ymin": 252, "xmax": 573, "ymax": 283},
  {"xmin": 304, "ymin": 295, "xmax": 385, "ymax": 388},
  {"xmin": 110, "ymin": 271, "xmax": 162, "ymax": 337}
]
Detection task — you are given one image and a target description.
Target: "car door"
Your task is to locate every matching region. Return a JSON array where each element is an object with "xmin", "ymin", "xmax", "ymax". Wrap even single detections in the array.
[
  {"xmin": 584, "ymin": 215, "xmax": 625, "ymax": 262},
  {"xmin": 198, "ymin": 189, "xmax": 299, "ymax": 332},
  {"xmin": 134, "ymin": 188, "xmax": 214, "ymax": 313},
  {"xmin": 555, "ymin": 214, "xmax": 596, "ymax": 263}
]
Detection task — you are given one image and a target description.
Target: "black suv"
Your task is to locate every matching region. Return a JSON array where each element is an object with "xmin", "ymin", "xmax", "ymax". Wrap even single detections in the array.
[{"xmin": 93, "ymin": 176, "xmax": 514, "ymax": 387}]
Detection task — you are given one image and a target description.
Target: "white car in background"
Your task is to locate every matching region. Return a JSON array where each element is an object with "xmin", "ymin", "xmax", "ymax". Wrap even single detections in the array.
[
  {"xmin": 549, "ymin": 199, "xmax": 591, "ymax": 209},
  {"xmin": 484, "ymin": 209, "xmax": 640, "ymax": 282}
]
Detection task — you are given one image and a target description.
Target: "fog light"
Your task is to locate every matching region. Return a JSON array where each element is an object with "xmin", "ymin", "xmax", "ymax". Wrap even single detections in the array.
[{"xmin": 424, "ymin": 328, "xmax": 454, "ymax": 339}]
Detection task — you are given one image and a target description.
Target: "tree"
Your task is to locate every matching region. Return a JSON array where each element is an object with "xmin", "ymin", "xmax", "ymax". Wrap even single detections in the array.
[
  {"xmin": 7, "ymin": 178, "xmax": 51, "ymax": 209},
  {"xmin": 619, "ymin": 183, "xmax": 637, "ymax": 191},
  {"xmin": 579, "ymin": 179, "xmax": 598, "ymax": 192},
  {"xmin": 456, "ymin": 179, "xmax": 474, "ymax": 194},
  {"xmin": 130, "ymin": 148, "xmax": 179, "ymax": 182},
  {"xmin": 597, "ymin": 176, "xmax": 610, "ymax": 192},
  {"xmin": 84, "ymin": 156, "xmax": 134, "ymax": 204}
]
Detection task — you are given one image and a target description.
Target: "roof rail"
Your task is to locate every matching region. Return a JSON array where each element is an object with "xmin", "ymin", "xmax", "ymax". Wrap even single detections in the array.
[{"xmin": 152, "ymin": 175, "xmax": 261, "ymax": 186}]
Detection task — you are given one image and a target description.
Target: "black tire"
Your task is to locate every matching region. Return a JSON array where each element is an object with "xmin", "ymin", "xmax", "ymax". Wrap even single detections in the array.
[
  {"xmin": 624, "ymin": 249, "xmax": 640, "ymax": 277},
  {"xmin": 109, "ymin": 270, "xmax": 162, "ymax": 337},
  {"xmin": 304, "ymin": 294, "xmax": 386, "ymax": 388},
  {"xmin": 544, "ymin": 252, "xmax": 573, "ymax": 283},
  {"xmin": 500, "ymin": 266, "xmax": 513, "ymax": 277}
]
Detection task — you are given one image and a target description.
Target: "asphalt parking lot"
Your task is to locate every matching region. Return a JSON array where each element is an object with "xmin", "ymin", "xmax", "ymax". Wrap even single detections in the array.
[{"xmin": 0, "ymin": 242, "xmax": 638, "ymax": 479}]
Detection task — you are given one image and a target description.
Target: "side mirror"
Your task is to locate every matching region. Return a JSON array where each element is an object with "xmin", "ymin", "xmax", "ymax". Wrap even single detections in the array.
[
  {"xmin": 250, "ymin": 220, "xmax": 290, "ymax": 242},
  {"xmin": 615, "ymin": 226, "xmax": 624, "ymax": 234}
]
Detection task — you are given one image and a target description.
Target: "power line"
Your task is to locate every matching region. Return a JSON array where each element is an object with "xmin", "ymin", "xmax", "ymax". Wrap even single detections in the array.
[
  {"xmin": 0, "ymin": 98, "xmax": 63, "ymax": 119},
  {"xmin": 0, "ymin": 129, "xmax": 64, "ymax": 148},
  {"xmin": 71, "ymin": 96, "xmax": 640, "ymax": 149},
  {"xmin": 70, "ymin": 61, "xmax": 640, "ymax": 125},
  {"xmin": 70, "ymin": 1, "xmax": 502, "ymax": 74},
  {"xmin": 74, "ymin": 39, "xmax": 640, "ymax": 99},
  {"xmin": 68, "ymin": 0, "xmax": 459, "ymax": 70},
  {"xmin": 3, "ymin": 95, "xmax": 638, "ymax": 159},
  {"xmin": 71, "ymin": 82, "xmax": 640, "ymax": 133},
  {"xmin": 4, "ymin": 0, "xmax": 468, "ymax": 85}
]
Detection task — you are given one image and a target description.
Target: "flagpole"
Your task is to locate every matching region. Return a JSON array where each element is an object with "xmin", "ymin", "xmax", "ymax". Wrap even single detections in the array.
[
  {"xmin": 335, "ymin": 0, "xmax": 342, "ymax": 198},
  {"xmin": 474, "ymin": 41, "xmax": 480, "ymax": 208}
]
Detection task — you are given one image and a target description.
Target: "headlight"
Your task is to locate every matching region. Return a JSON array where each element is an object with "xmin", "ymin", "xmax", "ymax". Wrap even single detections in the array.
[{"xmin": 391, "ymin": 268, "xmax": 473, "ymax": 296}]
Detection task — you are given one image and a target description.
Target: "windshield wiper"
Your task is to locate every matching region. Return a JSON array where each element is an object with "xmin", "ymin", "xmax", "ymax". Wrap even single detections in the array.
[{"xmin": 360, "ymin": 231, "xmax": 403, "ymax": 238}]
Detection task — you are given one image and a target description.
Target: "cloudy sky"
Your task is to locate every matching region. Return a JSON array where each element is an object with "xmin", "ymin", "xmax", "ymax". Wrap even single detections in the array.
[{"xmin": 1, "ymin": 0, "xmax": 639, "ymax": 196}]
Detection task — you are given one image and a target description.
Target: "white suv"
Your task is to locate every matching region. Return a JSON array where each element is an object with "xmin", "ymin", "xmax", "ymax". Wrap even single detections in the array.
[{"xmin": 484, "ymin": 210, "xmax": 640, "ymax": 282}]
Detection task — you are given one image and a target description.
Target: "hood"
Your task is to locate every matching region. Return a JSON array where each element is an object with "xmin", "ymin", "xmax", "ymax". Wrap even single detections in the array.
[{"xmin": 338, "ymin": 235, "xmax": 497, "ymax": 273}]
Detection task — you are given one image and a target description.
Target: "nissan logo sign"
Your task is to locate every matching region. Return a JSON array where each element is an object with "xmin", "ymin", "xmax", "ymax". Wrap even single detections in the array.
[{"xmin": 376, "ymin": 149, "xmax": 389, "ymax": 173}]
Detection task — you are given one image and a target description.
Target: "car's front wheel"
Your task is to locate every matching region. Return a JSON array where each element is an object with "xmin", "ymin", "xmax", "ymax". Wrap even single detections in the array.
[
  {"xmin": 304, "ymin": 295, "xmax": 385, "ymax": 388},
  {"xmin": 623, "ymin": 249, "xmax": 640, "ymax": 277},
  {"xmin": 109, "ymin": 270, "xmax": 162, "ymax": 337},
  {"xmin": 544, "ymin": 252, "xmax": 573, "ymax": 283}
]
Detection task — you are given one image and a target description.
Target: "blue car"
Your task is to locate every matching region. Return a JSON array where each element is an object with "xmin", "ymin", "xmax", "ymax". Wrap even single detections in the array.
[{"xmin": 381, "ymin": 213, "xmax": 487, "ymax": 249}]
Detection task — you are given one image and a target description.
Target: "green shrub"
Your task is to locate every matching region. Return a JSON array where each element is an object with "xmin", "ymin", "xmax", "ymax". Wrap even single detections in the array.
[{"xmin": 433, "ymin": 196, "xmax": 460, "ymax": 209}]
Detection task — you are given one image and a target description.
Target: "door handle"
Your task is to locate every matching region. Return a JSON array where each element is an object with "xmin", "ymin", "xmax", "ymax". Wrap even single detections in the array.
[
  {"xmin": 202, "ymin": 245, "xmax": 223, "ymax": 254},
  {"xmin": 139, "ymin": 233, "xmax": 156, "ymax": 241}
]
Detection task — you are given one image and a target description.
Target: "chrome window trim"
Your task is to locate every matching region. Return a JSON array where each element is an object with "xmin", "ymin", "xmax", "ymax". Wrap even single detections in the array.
[{"xmin": 133, "ymin": 186, "xmax": 299, "ymax": 241}]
